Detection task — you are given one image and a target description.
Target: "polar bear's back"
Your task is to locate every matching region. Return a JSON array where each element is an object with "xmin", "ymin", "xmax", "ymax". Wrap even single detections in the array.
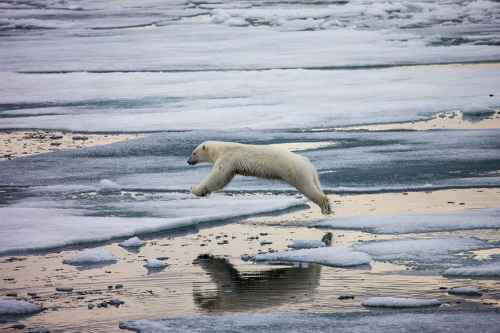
[{"xmin": 223, "ymin": 143, "xmax": 315, "ymax": 183}]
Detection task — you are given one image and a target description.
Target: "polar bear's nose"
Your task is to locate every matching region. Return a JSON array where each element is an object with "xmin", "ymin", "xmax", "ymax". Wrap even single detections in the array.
[{"xmin": 187, "ymin": 157, "xmax": 196, "ymax": 165}]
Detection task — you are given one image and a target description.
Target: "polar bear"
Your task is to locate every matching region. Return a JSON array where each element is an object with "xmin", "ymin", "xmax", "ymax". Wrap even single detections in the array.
[{"xmin": 187, "ymin": 141, "xmax": 332, "ymax": 215}]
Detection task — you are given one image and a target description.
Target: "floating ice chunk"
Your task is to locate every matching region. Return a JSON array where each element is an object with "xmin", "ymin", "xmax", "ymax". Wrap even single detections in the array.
[
  {"xmin": 0, "ymin": 299, "xmax": 42, "ymax": 315},
  {"xmin": 255, "ymin": 246, "xmax": 371, "ymax": 267},
  {"xmin": 448, "ymin": 287, "xmax": 482, "ymax": 296},
  {"xmin": 63, "ymin": 248, "xmax": 117, "ymax": 266},
  {"xmin": 355, "ymin": 238, "xmax": 489, "ymax": 262},
  {"xmin": 144, "ymin": 259, "xmax": 168, "ymax": 269},
  {"xmin": 288, "ymin": 240, "xmax": 326, "ymax": 249},
  {"xmin": 119, "ymin": 236, "xmax": 145, "ymax": 248},
  {"xmin": 314, "ymin": 209, "xmax": 500, "ymax": 234},
  {"xmin": 443, "ymin": 261, "xmax": 500, "ymax": 277},
  {"xmin": 288, "ymin": 232, "xmax": 332, "ymax": 249},
  {"xmin": 97, "ymin": 179, "xmax": 121, "ymax": 194},
  {"xmin": 362, "ymin": 297, "xmax": 441, "ymax": 308},
  {"xmin": 225, "ymin": 17, "xmax": 249, "ymax": 27}
]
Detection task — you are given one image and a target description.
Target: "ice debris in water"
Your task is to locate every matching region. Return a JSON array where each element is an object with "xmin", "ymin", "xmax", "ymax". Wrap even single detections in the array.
[
  {"xmin": 288, "ymin": 232, "xmax": 333, "ymax": 249},
  {"xmin": 119, "ymin": 236, "xmax": 145, "ymax": 248},
  {"xmin": 97, "ymin": 179, "xmax": 121, "ymax": 194},
  {"xmin": 63, "ymin": 248, "xmax": 118, "ymax": 266},
  {"xmin": 144, "ymin": 259, "xmax": 168, "ymax": 269},
  {"xmin": 362, "ymin": 297, "xmax": 442, "ymax": 308},
  {"xmin": 288, "ymin": 239, "xmax": 326, "ymax": 249},
  {"xmin": 443, "ymin": 260, "xmax": 500, "ymax": 277},
  {"xmin": 0, "ymin": 299, "xmax": 42, "ymax": 315},
  {"xmin": 448, "ymin": 287, "xmax": 482, "ymax": 296},
  {"xmin": 255, "ymin": 246, "xmax": 371, "ymax": 267}
]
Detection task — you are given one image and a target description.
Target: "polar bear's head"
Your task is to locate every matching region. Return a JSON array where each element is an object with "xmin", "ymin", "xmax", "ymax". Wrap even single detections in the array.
[{"xmin": 187, "ymin": 141, "xmax": 211, "ymax": 165}]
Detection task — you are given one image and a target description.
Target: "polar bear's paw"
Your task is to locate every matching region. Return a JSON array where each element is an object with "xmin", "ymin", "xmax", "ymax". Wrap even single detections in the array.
[
  {"xmin": 192, "ymin": 186, "xmax": 209, "ymax": 197},
  {"xmin": 320, "ymin": 196, "xmax": 332, "ymax": 215}
]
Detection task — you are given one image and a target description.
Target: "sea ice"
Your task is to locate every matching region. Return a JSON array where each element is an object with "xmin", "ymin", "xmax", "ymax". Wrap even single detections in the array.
[
  {"xmin": 255, "ymin": 247, "xmax": 371, "ymax": 267},
  {"xmin": 119, "ymin": 236, "xmax": 145, "ymax": 248},
  {"xmin": 118, "ymin": 310, "xmax": 500, "ymax": 333},
  {"xmin": 361, "ymin": 297, "xmax": 441, "ymax": 308},
  {"xmin": 144, "ymin": 259, "xmax": 168, "ymax": 269},
  {"xmin": 97, "ymin": 179, "xmax": 121, "ymax": 194},
  {"xmin": 288, "ymin": 240, "xmax": 326, "ymax": 249},
  {"xmin": 443, "ymin": 261, "xmax": 500, "ymax": 277},
  {"xmin": 0, "ymin": 194, "xmax": 303, "ymax": 255},
  {"xmin": 354, "ymin": 238, "xmax": 490, "ymax": 262},
  {"xmin": 288, "ymin": 232, "xmax": 332, "ymax": 249},
  {"xmin": 0, "ymin": 299, "xmax": 42, "ymax": 315},
  {"xmin": 62, "ymin": 248, "xmax": 118, "ymax": 266},
  {"xmin": 448, "ymin": 287, "xmax": 482, "ymax": 296},
  {"xmin": 314, "ymin": 209, "xmax": 500, "ymax": 234},
  {"xmin": 1, "ymin": 66, "xmax": 499, "ymax": 132}
]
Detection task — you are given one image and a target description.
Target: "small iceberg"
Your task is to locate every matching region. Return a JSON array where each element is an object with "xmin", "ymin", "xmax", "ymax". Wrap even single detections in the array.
[
  {"xmin": 444, "ymin": 261, "xmax": 500, "ymax": 277},
  {"xmin": 97, "ymin": 179, "xmax": 121, "ymax": 194},
  {"xmin": 448, "ymin": 287, "xmax": 482, "ymax": 296},
  {"xmin": 0, "ymin": 299, "xmax": 42, "ymax": 315},
  {"xmin": 119, "ymin": 236, "xmax": 145, "ymax": 248},
  {"xmin": 144, "ymin": 259, "xmax": 168, "ymax": 269},
  {"xmin": 362, "ymin": 297, "xmax": 441, "ymax": 308},
  {"xmin": 288, "ymin": 232, "xmax": 332, "ymax": 249},
  {"xmin": 63, "ymin": 248, "xmax": 118, "ymax": 266},
  {"xmin": 255, "ymin": 246, "xmax": 371, "ymax": 267}
]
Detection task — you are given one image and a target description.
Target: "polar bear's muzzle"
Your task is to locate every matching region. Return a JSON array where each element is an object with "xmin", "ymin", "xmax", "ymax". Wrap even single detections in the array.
[{"xmin": 187, "ymin": 156, "xmax": 197, "ymax": 165}]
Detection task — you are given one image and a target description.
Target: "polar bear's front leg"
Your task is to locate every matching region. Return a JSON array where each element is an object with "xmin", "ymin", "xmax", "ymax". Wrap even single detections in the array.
[{"xmin": 191, "ymin": 162, "xmax": 235, "ymax": 197}]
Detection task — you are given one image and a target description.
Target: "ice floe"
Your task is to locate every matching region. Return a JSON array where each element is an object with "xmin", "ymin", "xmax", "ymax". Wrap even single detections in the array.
[
  {"xmin": 288, "ymin": 240, "xmax": 326, "ymax": 250},
  {"xmin": 0, "ymin": 299, "xmax": 42, "ymax": 315},
  {"xmin": 144, "ymin": 259, "xmax": 168, "ymax": 269},
  {"xmin": 0, "ymin": 194, "xmax": 303, "ymax": 254},
  {"xmin": 443, "ymin": 260, "xmax": 500, "ymax": 277},
  {"xmin": 119, "ymin": 236, "xmax": 145, "ymax": 248},
  {"xmin": 62, "ymin": 248, "xmax": 117, "ymax": 266},
  {"xmin": 448, "ymin": 287, "xmax": 483, "ymax": 296},
  {"xmin": 354, "ymin": 238, "xmax": 490, "ymax": 262},
  {"xmin": 119, "ymin": 310, "xmax": 500, "ymax": 333},
  {"xmin": 314, "ymin": 209, "xmax": 500, "ymax": 234},
  {"xmin": 361, "ymin": 297, "xmax": 441, "ymax": 308},
  {"xmin": 288, "ymin": 233, "xmax": 332, "ymax": 249},
  {"xmin": 255, "ymin": 247, "xmax": 371, "ymax": 267}
]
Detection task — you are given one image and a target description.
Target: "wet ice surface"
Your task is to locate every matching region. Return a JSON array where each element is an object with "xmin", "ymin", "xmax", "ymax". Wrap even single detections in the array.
[
  {"xmin": 1, "ymin": 128, "xmax": 500, "ymax": 254},
  {"xmin": 119, "ymin": 310, "xmax": 500, "ymax": 333}
]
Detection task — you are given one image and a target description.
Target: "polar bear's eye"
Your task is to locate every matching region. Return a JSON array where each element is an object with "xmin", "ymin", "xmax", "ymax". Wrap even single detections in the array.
[{"xmin": 202, "ymin": 145, "xmax": 206, "ymax": 150}]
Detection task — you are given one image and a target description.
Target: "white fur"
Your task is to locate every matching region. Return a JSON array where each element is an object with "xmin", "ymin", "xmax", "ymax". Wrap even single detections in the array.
[{"xmin": 188, "ymin": 141, "xmax": 331, "ymax": 215}]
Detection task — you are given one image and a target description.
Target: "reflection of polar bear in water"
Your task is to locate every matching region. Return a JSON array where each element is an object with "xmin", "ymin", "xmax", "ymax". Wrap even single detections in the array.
[{"xmin": 187, "ymin": 141, "xmax": 331, "ymax": 215}]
